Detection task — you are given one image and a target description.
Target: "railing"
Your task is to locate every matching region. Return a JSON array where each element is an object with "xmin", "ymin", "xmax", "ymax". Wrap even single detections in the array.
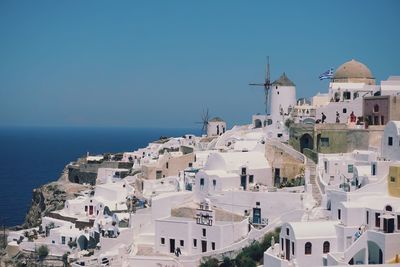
[{"xmin": 343, "ymin": 231, "xmax": 367, "ymax": 264}]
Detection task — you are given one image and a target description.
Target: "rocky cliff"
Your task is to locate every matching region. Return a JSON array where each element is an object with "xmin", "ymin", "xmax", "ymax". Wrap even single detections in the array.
[{"xmin": 23, "ymin": 167, "xmax": 90, "ymax": 229}]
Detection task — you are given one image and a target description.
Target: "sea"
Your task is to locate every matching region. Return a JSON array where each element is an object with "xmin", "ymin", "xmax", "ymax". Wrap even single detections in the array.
[{"xmin": 0, "ymin": 126, "xmax": 200, "ymax": 226}]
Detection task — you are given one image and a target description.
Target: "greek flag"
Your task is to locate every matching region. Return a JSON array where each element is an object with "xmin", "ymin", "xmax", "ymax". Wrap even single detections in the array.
[{"xmin": 319, "ymin": 68, "xmax": 333, "ymax": 80}]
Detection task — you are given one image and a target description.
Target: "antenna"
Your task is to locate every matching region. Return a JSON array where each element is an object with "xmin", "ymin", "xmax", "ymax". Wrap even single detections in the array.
[{"xmin": 249, "ymin": 56, "xmax": 272, "ymax": 114}]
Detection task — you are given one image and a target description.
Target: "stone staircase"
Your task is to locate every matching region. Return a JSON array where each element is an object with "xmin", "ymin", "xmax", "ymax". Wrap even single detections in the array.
[{"xmin": 306, "ymin": 158, "xmax": 322, "ymax": 207}]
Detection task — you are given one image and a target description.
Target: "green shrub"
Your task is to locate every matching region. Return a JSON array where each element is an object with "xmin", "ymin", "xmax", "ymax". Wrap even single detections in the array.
[
  {"xmin": 200, "ymin": 257, "xmax": 219, "ymax": 267},
  {"xmin": 37, "ymin": 245, "xmax": 49, "ymax": 260}
]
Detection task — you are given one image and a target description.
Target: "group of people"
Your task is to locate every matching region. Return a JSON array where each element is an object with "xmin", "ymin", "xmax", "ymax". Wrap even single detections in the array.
[{"xmin": 319, "ymin": 111, "xmax": 356, "ymax": 124}]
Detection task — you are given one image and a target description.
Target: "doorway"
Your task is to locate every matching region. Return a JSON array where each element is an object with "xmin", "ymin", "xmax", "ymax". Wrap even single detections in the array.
[
  {"xmin": 240, "ymin": 175, "xmax": 247, "ymax": 190},
  {"xmin": 201, "ymin": 240, "xmax": 207, "ymax": 252},
  {"xmin": 300, "ymin": 134, "xmax": 313, "ymax": 153},
  {"xmin": 383, "ymin": 218, "xmax": 395, "ymax": 233},
  {"xmin": 285, "ymin": 239, "xmax": 290, "ymax": 260},
  {"xmin": 169, "ymin": 239, "xmax": 175, "ymax": 253},
  {"xmin": 274, "ymin": 168, "xmax": 281, "ymax": 186}
]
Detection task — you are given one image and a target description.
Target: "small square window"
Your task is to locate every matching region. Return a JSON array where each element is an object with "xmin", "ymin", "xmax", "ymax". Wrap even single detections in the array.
[
  {"xmin": 347, "ymin": 164, "xmax": 353, "ymax": 173},
  {"xmin": 180, "ymin": 240, "xmax": 184, "ymax": 247},
  {"xmin": 343, "ymin": 108, "xmax": 347, "ymax": 113},
  {"xmin": 321, "ymin": 137, "xmax": 330, "ymax": 147},
  {"xmin": 161, "ymin": 238, "xmax": 165, "ymax": 245},
  {"xmin": 391, "ymin": 176, "xmax": 396, "ymax": 182}
]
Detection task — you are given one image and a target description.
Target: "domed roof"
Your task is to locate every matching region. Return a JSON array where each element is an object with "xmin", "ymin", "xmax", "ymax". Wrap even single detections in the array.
[
  {"xmin": 209, "ymin": 117, "xmax": 224, "ymax": 122},
  {"xmin": 272, "ymin": 72, "xmax": 295, "ymax": 86},
  {"xmin": 333, "ymin": 59, "xmax": 373, "ymax": 80}
]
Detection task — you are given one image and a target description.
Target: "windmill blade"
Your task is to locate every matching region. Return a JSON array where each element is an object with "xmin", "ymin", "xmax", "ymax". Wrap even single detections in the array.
[{"xmin": 249, "ymin": 83, "xmax": 265, "ymax": 86}]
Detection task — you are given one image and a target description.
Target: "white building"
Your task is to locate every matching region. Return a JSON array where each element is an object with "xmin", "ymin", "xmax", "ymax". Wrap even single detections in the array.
[
  {"xmin": 382, "ymin": 121, "xmax": 400, "ymax": 161},
  {"xmin": 155, "ymin": 201, "xmax": 248, "ymax": 256},
  {"xmin": 194, "ymin": 151, "xmax": 272, "ymax": 199},
  {"xmin": 315, "ymin": 59, "xmax": 379, "ymax": 124},
  {"xmin": 268, "ymin": 73, "xmax": 297, "ymax": 125},
  {"xmin": 264, "ymin": 221, "xmax": 338, "ymax": 267}
]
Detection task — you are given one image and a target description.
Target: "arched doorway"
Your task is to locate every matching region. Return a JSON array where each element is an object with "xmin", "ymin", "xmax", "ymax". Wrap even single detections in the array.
[
  {"xmin": 368, "ymin": 241, "xmax": 383, "ymax": 264},
  {"xmin": 78, "ymin": 235, "xmax": 88, "ymax": 250},
  {"xmin": 254, "ymin": 119, "xmax": 262, "ymax": 128},
  {"xmin": 300, "ymin": 134, "xmax": 314, "ymax": 153}
]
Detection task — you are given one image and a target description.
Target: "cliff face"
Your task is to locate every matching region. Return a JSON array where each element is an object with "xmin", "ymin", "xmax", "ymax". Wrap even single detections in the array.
[{"xmin": 23, "ymin": 168, "xmax": 90, "ymax": 228}]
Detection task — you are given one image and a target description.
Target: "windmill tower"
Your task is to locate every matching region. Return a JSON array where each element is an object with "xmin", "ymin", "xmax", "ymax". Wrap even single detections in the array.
[
  {"xmin": 196, "ymin": 109, "xmax": 226, "ymax": 137},
  {"xmin": 250, "ymin": 58, "xmax": 296, "ymax": 126},
  {"xmin": 249, "ymin": 56, "xmax": 272, "ymax": 115}
]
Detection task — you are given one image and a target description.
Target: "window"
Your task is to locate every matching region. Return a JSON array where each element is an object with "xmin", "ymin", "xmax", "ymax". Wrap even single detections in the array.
[
  {"xmin": 166, "ymin": 162, "xmax": 169, "ymax": 169},
  {"xmin": 348, "ymin": 164, "xmax": 353, "ymax": 173},
  {"xmin": 366, "ymin": 211, "xmax": 369, "ymax": 224},
  {"xmin": 343, "ymin": 108, "xmax": 347, "ymax": 113},
  {"xmin": 281, "ymin": 238, "xmax": 284, "ymax": 250},
  {"xmin": 388, "ymin": 137, "xmax": 393, "ymax": 146},
  {"xmin": 391, "ymin": 176, "xmax": 396, "ymax": 182},
  {"xmin": 323, "ymin": 241, "xmax": 330, "ymax": 253},
  {"xmin": 200, "ymin": 178, "xmax": 204, "ymax": 187},
  {"xmin": 338, "ymin": 209, "xmax": 341, "ymax": 220},
  {"xmin": 249, "ymin": 175, "xmax": 254, "ymax": 184},
  {"xmin": 212, "ymin": 242, "xmax": 215, "ymax": 250},
  {"xmin": 212, "ymin": 179, "xmax": 216, "ymax": 189},
  {"xmin": 241, "ymin": 168, "xmax": 246, "ymax": 175},
  {"xmin": 85, "ymin": 206, "xmax": 88, "ymax": 212},
  {"xmin": 373, "ymin": 104, "xmax": 379, "ymax": 113},
  {"xmin": 286, "ymin": 228, "xmax": 290, "ymax": 236},
  {"xmin": 372, "ymin": 163, "xmax": 377, "ymax": 176},
  {"xmin": 321, "ymin": 137, "xmax": 330, "ymax": 147},
  {"xmin": 156, "ymin": 170, "xmax": 162, "ymax": 179},
  {"xmin": 202, "ymin": 228, "xmax": 206, "ymax": 237},
  {"xmin": 188, "ymin": 162, "xmax": 193, "ymax": 167},
  {"xmin": 385, "ymin": 205, "xmax": 393, "ymax": 212},
  {"xmin": 343, "ymin": 91, "xmax": 351, "ymax": 100},
  {"xmin": 292, "ymin": 242, "xmax": 295, "ymax": 255},
  {"xmin": 61, "ymin": 236, "xmax": 66, "ymax": 245},
  {"xmin": 375, "ymin": 213, "xmax": 380, "ymax": 228},
  {"xmin": 180, "ymin": 240, "xmax": 184, "ymax": 247},
  {"xmin": 353, "ymin": 92, "xmax": 359, "ymax": 99},
  {"xmin": 193, "ymin": 239, "xmax": 197, "ymax": 248},
  {"xmin": 305, "ymin": 242, "xmax": 312, "ymax": 255},
  {"xmin": 324, "ymin": 161, "xmax": 328, "ymax": 173},
  {"xmin": 161, "ymin": 238, "xmax": 165, "ymax": 245}
]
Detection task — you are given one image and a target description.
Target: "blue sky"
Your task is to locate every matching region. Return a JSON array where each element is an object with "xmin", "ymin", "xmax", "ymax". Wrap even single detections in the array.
[{"xmin": 0, "ymin": 0, "xmax": 399, "ymax": 128}]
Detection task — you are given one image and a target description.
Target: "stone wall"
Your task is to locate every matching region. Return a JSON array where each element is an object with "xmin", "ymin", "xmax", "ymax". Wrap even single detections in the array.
[
  {"xmin": 68, "ymin": 161, "xmax": 133, "ymax": 185},
  {"xmin": 265, "ymin": 143, "xmax": 304, "ymax": 181}
]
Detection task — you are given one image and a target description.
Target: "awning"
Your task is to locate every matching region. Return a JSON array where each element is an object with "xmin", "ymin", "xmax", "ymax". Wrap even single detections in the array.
[{"xmin": 379, "ymin": 214, "xmax": 395, "ymax": 219}]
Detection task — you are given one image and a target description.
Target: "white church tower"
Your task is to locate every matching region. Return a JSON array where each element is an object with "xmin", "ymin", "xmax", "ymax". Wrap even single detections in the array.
[{"xmin": 268, "ymin": 73, "xmax": 296, "ymax": 125}]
